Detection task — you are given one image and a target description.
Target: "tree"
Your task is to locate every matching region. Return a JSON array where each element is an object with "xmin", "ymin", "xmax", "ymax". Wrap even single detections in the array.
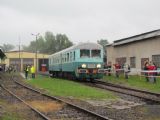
[
  {"xmin": 44, "ymin": 31, "xmax": 56, "ymax": 54},
  {"xmin": 0, "ymin": 44, "xmax": 15, "ymax": 52},
  {"xmin": 55, "ymin": 34, "xmax": 73, "ymax": 51},
  {"xmin": 97, "ymin": 39, "xmax": 109, "ymax": 48},
  {"xmin": 36, "ymin": 36, "xmax": 45, "ymax": 53},
  {"xmin": 97, "ymin": 39, "xmax": 109, "ymax": 63},
  {"xmin": 23, "ymin": 31, "xmax": 73, "ymax": 54},
  {"xmin": 23, "ymin": 41, "xmax": 36, "ymax": 52}
]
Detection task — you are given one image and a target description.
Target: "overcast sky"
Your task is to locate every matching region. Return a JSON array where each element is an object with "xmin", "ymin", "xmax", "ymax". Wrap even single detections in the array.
[{"xmin": 0, "ymin": 0, "xmax": 160, "ymax": 46}]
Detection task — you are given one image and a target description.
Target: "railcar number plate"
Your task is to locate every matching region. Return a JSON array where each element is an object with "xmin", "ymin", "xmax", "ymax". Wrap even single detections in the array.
[{"xmin": 88, "ymin": 64, "xmax": 96, "ymax": 68}]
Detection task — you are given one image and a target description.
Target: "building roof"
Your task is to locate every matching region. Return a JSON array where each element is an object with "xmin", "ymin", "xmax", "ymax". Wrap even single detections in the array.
[
  {"xmin": 113, "ymin": 29, "xmax": 160, "ymax": 46},
  {"xmin": 105, "ymin": 43, "xmax": 113, "ymax": 46},
  {"xmin": 5, "ymin": 50, "xmax": 33, "ymax": 53},
  {"xmin": 0, "ymin": 49, "xmax": 6, "ymax": 59},
  {"xmin": 5, "ymin": 50, "xmax": 49, "ymax": 55}
]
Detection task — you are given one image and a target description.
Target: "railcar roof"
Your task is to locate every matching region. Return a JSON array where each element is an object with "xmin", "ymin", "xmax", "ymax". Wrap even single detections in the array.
[{"xmin": 49, "ymin": 42, "xmax": 102, "ymax": 57}]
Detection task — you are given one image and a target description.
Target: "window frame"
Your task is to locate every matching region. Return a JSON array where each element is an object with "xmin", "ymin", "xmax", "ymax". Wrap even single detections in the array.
[{"xmin": 130, "ymin": 57, "xmax": 136, "ymax": 68}]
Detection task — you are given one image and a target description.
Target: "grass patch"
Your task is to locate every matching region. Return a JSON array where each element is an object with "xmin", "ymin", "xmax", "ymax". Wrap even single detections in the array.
[
  {"xmin": 103, "ymin": 74, "xmax": 160, "ymax": 93},
  {"xmin": 1, "ymin": 113, "xmax": 20, "ymax": 120},
  {"xmin": 0, "ymin": 101, "xmax": 21, "ymax": 120},
  {"xmin": 26, "ymin": 75, "xmax": 118, "ymax": 100}
]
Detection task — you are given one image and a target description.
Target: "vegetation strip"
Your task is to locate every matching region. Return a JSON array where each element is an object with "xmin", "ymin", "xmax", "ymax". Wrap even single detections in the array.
[
  {"xmin": 93, "ymin": 80, "xmax": 160, "ymax": 103},
  {"xmin": 15, "ymin": 80, "xmax": 112, "ymax": 120},
  {"xmin": 27, "ymin": 75, "xmax": 117, "ymax": 100},
  {"xmin": 0, "ymin": 84, "xmax": 51, "ymax": 120},
  {"xmin": 103, "ymin": 75, "xmax": 160, "ymax": 93}
]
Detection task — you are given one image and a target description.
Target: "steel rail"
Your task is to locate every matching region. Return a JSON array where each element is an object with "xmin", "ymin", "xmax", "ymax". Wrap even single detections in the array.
[
  {"xmin": 94, "ymin": 80, "xmax": 160, "ymax": 103},
  {"xmin": 96, "ymin": 80, "xmax": 160, "ymax": 96},
  {"xmin": 14, "ymin": 80, "xmax": 112, "ymax": 120},
  {"xmin": 0, "ymin": 84, "xmax": 50, "ymax": 120}
]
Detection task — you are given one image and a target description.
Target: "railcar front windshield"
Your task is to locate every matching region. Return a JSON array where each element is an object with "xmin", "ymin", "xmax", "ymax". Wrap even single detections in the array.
[
  {"xmin": 91, "ymin": 49, "xmax": 101, "ymax": 58},
  {"xmin": 80, "ymin": 49, "xmax": 90, "ymax": 58}
]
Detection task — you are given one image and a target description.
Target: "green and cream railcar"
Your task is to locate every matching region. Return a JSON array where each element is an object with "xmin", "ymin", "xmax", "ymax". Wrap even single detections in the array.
[{"xmin": 49, "ymin": 42, "xmax": 104, "ymax": 81}]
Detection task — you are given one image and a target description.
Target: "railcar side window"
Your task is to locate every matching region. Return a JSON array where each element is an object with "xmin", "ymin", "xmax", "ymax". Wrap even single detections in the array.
[
  {"xmin": 73, "ymin": 51, "xmax": 75, "ymax": 60},
  {"xmin": 70, "ymin": 52, "xmax": 72, "ymax": 61},
  {"xmin": 64, "ymin": 54, "xmax": 67, "ymax": 62},
  {"xmin": 67, "ymin": 53, "xmax": 69, "ymax": 62},
  {"xmin": 91, "ymin": 50, "xmax": 101, "ymax": 57},
  {"xmin": 80, "ymin": 49, "xmax": 90, "ymax": 58}
]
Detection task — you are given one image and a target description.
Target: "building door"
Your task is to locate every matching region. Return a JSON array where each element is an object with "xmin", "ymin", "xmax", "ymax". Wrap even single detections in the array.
[
  {"xmin": 141, "ymin": 58, "xmax": 149, "ymax": 69},
  {"xmin": 9, "ymin": 58, "xmax": 21, "ymax": 71},
  {"xmin": 38, "ymin": 59, "xmax": 49, "ymax": 71}
]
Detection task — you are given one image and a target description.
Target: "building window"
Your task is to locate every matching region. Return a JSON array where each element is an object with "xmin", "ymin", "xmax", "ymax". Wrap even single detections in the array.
[
  {"xmin": 130, "ymin": 57, "xmax": 136, "ymax": 68},
  {"xmin": 152, "ymin": 55, "xmax": 160, "ymax": 67}
]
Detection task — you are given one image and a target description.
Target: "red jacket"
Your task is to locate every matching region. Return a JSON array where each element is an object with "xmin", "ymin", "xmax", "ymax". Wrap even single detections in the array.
[
  {"xmin": 114, "ymin": 64, "xmax": 120, "ymax": 70},
  {"xmin": 148, "ymin": 65, "xmax": 156, "ymax": 74}
]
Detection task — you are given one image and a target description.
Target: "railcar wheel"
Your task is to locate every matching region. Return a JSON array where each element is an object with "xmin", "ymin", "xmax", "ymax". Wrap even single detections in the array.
[{"xmin": 90, "ymin": 78, "xmax": 95, "ymax": 83}]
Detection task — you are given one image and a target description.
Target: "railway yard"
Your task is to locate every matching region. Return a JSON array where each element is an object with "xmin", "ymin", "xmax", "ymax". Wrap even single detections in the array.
[
  {"xmin": 0, "ymin": 72, "xmax": 160, "ymax": 120},
  {"xmin": 1, "ymin": 1, "xmax": 160, "ymax": 120}
]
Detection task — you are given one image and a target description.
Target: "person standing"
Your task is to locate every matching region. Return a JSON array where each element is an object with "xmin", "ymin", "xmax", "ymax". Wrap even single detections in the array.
[
  {"xmin": 153, "ymin": 63, "xmax": 157, "ymax": 83},
  {"xmin": 144, "ymin": 61, "xmax": 149, "ymax": 82},
  {"xmin": 31, "ymin": 65, "xmax": 36, "ymax": 78},
  {"xmin": 107, "ymin": 62, "xmax": 112, "ymax": 76},
  {"xmin": 24, "ymin": 65, "xmax": 29, "ymax": 79},
  {"xmin": 148, "ymin": 62, "xmax": 157, "ymax": 83},
  {"xmin": 8, "ymin": 66, "xmax": 13, "ymax": 74},
  {"xmin": 114, "ymin": 62, "xmax": 121, "ymax": 78},
  {"xmin": 123, "ymin": 63, "xmax": 130, "ymax": 79}
]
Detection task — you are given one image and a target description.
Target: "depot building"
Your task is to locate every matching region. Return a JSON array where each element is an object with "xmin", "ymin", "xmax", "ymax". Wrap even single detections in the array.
[
  {"xmin": 3, "ymin": 51, "xmax": 49, "ymax": 72},
  {"xmin": 106, "ymin": 29, "xmax": 160, "ymax": 74}
]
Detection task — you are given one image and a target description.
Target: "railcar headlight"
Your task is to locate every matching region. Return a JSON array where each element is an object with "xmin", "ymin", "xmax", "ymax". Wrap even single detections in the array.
[
  {"xmin": 97, "ymin": 64, "xmax": 101, "ymax": 68},
  {"xmin": 82, "ymin": 64, "xmax": 87, "ymax": 68}
]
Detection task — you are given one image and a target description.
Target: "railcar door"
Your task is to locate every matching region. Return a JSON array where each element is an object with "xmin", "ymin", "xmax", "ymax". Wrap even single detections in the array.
[{"xmin": 59, "ymin": 54, "xmax": 62, "ymax": 72}]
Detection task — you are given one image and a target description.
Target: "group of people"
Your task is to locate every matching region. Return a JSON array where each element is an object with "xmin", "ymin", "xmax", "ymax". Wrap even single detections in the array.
[
  {"xmin": 105, "ymin": 62, "xmax": 130, "ymax": 79},
  {"xmin": 24, "ymin": 65, "xmax": 36, "ymax": 79},
  {"xmin": 105, "ymin": 60, "xmax": 158, "ymax": 83},
  {"xmin": 143, "ymin": 61, "xmax": 157, "ymax": 83},
  {"xmin": 5, "ymin": 65, "xmax": 17, "ymax": 73}
]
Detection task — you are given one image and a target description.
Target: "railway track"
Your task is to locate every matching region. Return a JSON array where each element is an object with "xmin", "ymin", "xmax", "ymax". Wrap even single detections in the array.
[
  {"xmin": 0, "ymin": 73, "xmax": 112, "ymax": 120},
  {"xmin": 0, "ymin": 84, "xmax": 50, "ymax": 120},
  {"xmin": 92, "ymin": 80, "xmax": 160, "ymax": 103},
  {"xmin": 0, "ymin": 73, "xmax": 46, "ymax": 120}
]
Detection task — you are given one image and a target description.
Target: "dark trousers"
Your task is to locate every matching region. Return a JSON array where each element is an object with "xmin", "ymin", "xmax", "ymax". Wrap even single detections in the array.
[
  {"xmin": 25, "ymin": 71, "xmax": 28, "ymax": 79},
  {"xmin": 108, "ymin": 70, "xmax": 111, "ymax": 76},
  {"xmin": 115, "ymin": 71, "xmax": 119, "ymax": 78},
  {"xmin": 145, "ymin": 73, "xmax": 149, "ymax": 82},
  {"xmin": 32, "ymin": 73, "xmax": 35, "ymax": 78},
  {"xmin": 125, "ymin": 72, "xmax": 128, "ymax": 79},
  {"xmin": 153, "ymin": 73, "xmax": 156, "ymax": 83}
]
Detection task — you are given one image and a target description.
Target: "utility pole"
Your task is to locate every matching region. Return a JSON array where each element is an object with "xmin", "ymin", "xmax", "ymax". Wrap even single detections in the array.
[
  {"xmin": 18, "ymin": 36, "xmax": 21, "ymax": 72},
  {"xmin": 31, "ymin": 33, "xmax": 39, "ymax": 74}
]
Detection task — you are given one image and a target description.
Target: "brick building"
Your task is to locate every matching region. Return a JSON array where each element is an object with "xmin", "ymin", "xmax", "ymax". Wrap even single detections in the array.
[{"xmin": 106, "ymin": 29, "xmax": 160, "ymax": 74}]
